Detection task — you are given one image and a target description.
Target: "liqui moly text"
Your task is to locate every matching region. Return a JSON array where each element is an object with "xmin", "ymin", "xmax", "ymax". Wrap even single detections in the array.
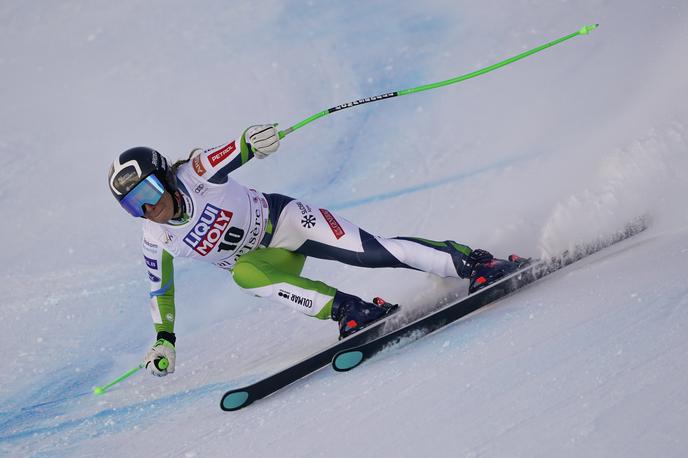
[{"xmin": 183, "ymin": 204, "xmax": 233, "ymax": 255}]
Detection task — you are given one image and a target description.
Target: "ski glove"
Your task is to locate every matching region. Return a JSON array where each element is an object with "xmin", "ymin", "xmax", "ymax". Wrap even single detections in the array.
[
  {"xmin": 243, "ymin": 124, "xmax": 280, "ymax": 158},
  {"xmin": 144, "ymin": 338, "xmax": 176, "ymax": 377}
]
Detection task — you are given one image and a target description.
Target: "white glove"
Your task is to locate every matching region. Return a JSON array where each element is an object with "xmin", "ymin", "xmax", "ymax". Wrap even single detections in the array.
[
  {"xmin": 144, "ymin": 338, "xmax": 176, "ymax": 377},
  {"xmin": 244, "ymin": 124, "xmax": 280, "ymax": 158}
]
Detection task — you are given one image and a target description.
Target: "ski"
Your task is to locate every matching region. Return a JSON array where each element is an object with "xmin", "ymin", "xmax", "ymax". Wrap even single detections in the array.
[
  {"xmin": 220, "ymin": 219, "xmax": 647, "ymax": 410},
  {"xmin": 220, "ymin": 309, "xmax": 400, "ymax": 411},
  {"xmin": 332, "ymin": 219, "xmax": 648, "ymax": 372}
]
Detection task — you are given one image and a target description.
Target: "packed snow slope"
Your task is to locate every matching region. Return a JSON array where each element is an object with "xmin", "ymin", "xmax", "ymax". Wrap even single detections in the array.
[{"xmin": 2, "ymin": 1, "xmax": 688, "ymax": 456}]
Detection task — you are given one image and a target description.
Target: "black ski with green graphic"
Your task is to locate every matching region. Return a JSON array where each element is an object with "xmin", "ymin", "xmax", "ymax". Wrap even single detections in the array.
[{"xmin": 332, "ymin": 220, "xmax": 647, "ymax": 372}]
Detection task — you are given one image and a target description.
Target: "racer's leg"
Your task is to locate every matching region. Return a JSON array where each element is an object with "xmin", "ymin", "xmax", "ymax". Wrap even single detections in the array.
[
  {"xmin": 233, "ymin": 196, "xmax": 491, "ymax": 335},
  {"xmin": 232, "ymin": 247, "xmax": 337, "ymax": 319},
  {"xmin": 231, "ymin": 246, "xmax": 397, "ymax": 337},
  {"xmin": 267, "ymin": 199, "xmax": 477, "ymax": 278}
]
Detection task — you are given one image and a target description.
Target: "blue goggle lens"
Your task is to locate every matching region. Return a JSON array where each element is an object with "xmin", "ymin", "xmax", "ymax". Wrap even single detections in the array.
[{"xmin": 120, "ymin": 174, "xmax": 165, "ymax": 217}]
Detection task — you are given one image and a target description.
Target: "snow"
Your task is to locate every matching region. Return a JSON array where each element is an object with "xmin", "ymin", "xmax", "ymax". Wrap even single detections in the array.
[{"xmin": 2, "ymin": 1, "xmax": 688, "ymax": 456}]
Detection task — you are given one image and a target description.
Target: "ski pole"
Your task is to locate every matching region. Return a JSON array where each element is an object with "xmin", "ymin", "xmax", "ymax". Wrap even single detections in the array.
[
  {"xmin": 93, "ymin": 364, "xmax": 142, "ymax": 395},
  {"xmin": 278, "ymin": 24, "xmax": 598, "ymax": 139},
  {"xmin": 92, "ymin": 357, "xmax": 169, "ymax": 395}
]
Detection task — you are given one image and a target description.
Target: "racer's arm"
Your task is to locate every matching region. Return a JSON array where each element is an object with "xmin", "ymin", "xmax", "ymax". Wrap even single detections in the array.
[
  {"xmin": 143, "ymin": 236, "xmax": 177, "ymax": 376},
  {"xmin": 143, "ymin": 236, "xmax": 176, "ymax": 341},
  {"xmin": 191, "ymin": 124, "xmax": 280, "ymax": 184}
]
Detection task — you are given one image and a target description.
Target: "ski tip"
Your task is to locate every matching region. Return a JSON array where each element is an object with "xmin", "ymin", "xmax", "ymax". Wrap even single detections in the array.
[
  {"xmin": 333, "ymin": 350, "xmax": 364, "ymax": 372},
  {"xmin": 220, "ymin": 390, "xmax": 251, "ymax": 411}
]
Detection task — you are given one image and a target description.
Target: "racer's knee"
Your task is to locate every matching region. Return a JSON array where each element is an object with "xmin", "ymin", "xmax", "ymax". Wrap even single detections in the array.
[{"xmin": 232, "ymin": 257, "xmax": 271, "ymax": 290}]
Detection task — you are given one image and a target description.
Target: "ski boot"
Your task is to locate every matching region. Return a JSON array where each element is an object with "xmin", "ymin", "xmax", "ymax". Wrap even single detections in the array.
[
  {"xmin": 331, "ymin": 291, "xmax": 399, "ymax": 339},
  {"xmin": 467, "ymin": 249, "xmax": 531, "ymax": 294}
]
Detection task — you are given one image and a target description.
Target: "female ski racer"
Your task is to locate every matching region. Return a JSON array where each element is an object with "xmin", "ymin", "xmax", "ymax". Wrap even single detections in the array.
[{"xmin": 108, "ymin": 124, "xmax": 523, "ymax": 376}]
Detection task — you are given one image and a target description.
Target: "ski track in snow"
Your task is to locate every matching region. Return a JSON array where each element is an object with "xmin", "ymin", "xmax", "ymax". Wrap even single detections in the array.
[
  {"xmin": 2, "ymin": 1, "xmax": 688, "ymax": 456},
  {"xmin": 326, "ymin": 150, "xmax": 544, "ymax": 211}
]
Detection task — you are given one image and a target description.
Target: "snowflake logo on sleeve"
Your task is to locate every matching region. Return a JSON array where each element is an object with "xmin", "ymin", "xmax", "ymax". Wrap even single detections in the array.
[{"xmin": 301, "ymin": 215, "xmax": 316, "ymax": 228}]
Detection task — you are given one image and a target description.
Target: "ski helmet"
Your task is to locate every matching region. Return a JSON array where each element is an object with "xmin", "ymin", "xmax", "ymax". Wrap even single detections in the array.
[{"xmin": 108, "ymin": 146, "xmax": 177, "ymax": 217}]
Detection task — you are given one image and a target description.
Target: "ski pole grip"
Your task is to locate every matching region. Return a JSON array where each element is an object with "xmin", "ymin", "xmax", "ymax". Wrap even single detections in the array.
[{"xmin": 154, "ymin": 357, "xmax": 169, "ymax": 371}]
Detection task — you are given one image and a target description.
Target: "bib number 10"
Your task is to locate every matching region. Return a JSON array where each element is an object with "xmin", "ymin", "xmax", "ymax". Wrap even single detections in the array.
[{"xmin": 218, "ymin": 227, "xmax": 245, "ymax": 252}]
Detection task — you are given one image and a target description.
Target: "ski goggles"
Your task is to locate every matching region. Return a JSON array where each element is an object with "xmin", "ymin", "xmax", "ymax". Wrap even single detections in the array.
[{"xmin": 120, "ymin": 174, "xmax": 165, "ymax": 218}]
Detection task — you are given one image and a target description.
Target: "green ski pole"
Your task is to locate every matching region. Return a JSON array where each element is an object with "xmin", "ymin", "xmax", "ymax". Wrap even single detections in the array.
[
  {"xmin": 278, "ymin": 24, "xmax": 598, "ymax": 139},
  {"xmin": 92, "ymin": 357, "xmax": 169, "ymax": 395}
]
